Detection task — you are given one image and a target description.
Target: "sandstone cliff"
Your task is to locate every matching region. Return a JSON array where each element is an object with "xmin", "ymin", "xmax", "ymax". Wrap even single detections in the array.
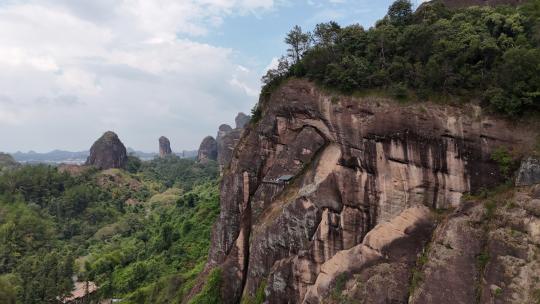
[
  {"xmin": 86, "ymin": 131, "xmax": 128, "ymax": 170},
  {"xmin": 159, "ymin": 136, "xmax": 172, "ymax": 158},
  {"xmin": 235, "ymin": 112, "xmax": 250, "ymax": 129},
  {"xmin": 189, "ymin": 79, "xmax": 540, "ymax": 304},
  {"xmin": 197, "ymin": 136, "xmax": 218, "ymax": 162},
  {"xmin": 198, "ymin": 112, "xmax": 251, "ymax": 169},
  {"xmin": 218, "ymin": 113, "xmax": 251, "ymax": 170}
]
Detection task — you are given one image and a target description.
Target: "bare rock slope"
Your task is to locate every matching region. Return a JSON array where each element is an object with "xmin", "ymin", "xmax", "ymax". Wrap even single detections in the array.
[{"xmin": 189, "ymin": 79, "xmax": 539, "ymax": 303}]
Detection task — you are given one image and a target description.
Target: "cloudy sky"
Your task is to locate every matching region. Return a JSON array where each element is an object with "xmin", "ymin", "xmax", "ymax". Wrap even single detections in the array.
[{"xmin": 0, "ymin": 0, "xmax": 417, "ymax": 153}]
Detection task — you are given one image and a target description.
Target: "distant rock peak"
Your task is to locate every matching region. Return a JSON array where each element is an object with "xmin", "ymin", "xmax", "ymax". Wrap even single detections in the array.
[
  {"xmin": 85, "ymin": 131, "xmax": 128, "ymax": 170},
  {"xmin": 197, "ymin": 136, "xmax": 218, "ymax": 162},
  {"xmin": 159, "ymin": 136, "xmax": 172, "ymax": 157},
  {"xmin": 219, "ymin": 124, "xmax": 233, "ymax": 132},
  {"xmin": 196, "ymin": 112, "xmax": 251, "ymax": 168},
  {"xmin": 235, "ymin": 112, "xmax": 250, "ymax": 129}
]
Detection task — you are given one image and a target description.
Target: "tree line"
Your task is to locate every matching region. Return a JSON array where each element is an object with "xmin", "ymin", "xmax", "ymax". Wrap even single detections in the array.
[{"xmin": 259, "ymin": 0, "xmax": 540, "ymax": 117}]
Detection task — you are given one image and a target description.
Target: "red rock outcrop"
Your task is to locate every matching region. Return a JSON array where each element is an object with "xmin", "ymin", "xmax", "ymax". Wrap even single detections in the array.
[
  {"xmin": 197, "ymin": 136, "xmax": 218, "ymax": 163},
  {"xmin": 159, "ymin": 136, "xmax": 172, "ymax": 158},
  {"xmin": 85, "ymin": 131, "xmax": 128, "ymax": 170},
  {"xmin": 190, "ymin": 79, "xmax": 537, "ymax": 303},
  {"xmin": 235, "ymin": 112, "xmax": 250, "ymax": 129},
  {"xmin": 216, "ymin": 113, "xmax": 251, "ymax": 171},
  {"xmin": 216, "ymin": 124, "xmax": 240, "ymax": 171}
]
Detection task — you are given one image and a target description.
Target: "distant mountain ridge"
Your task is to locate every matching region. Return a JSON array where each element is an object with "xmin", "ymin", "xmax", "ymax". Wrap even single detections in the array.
[{"xmin": 12, "ymin": 149, "xmax": 197, "ymax": 164}]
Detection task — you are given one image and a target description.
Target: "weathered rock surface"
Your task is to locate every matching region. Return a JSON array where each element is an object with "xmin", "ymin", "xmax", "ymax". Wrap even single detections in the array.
[
  {"xmin": 214, "ymin": 113, "xmax": 251, "ymax": 171},
  {"xmin": 303, "ymin": 206, "xmax": 435, "ymax": 303},
  {"xmin": 86, "ymin": 131, "xmax": 128, "ymax": 170},
  {"xmin": 159, "ymin": 136, "xmax": 172, "ymax": 157},
  {"xmin": 196, "ymin": 113, "xmax": 251, "ymax": 168},
  {"xmin": 197, "ymin": 136, "xmax": 218, "ymax": 162},
  {"xmin": 216, "ymin": 124, "xmax": 238, "ymax": 170},
  {"xmin": 516, "ymin": 157, "xmax": 540, "ymax": 187},
  {"xmin": 478, "ymin": 189, "xmax": 540, "ymax": 304},
  {"xmin": 235, "ymin": 112, "xmax": 250, "ymax": 129},
  {"xmin": 190, "ymin": 79, "xmax": 536, "ymax": 304},
  {"xmin": 410, "ymin": 202, "xmax": 485, "ymax": 303}
]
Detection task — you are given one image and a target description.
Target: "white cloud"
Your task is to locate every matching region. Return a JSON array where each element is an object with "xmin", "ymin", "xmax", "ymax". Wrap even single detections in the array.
[
  {"xmin": 0, "ymin": 0, "xmax": 273, "ymax": 152},
  {"xmin": 265, "ymin": 57, "xmax": 280, "ymax": 72}
]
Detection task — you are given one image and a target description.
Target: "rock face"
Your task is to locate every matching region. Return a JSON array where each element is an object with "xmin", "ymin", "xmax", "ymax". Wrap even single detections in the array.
[
  {"xmin": 235, "ymin": 112, "xmax": 250, "ymax": 129},
  {"xmin": 86, "ymin": 131, "xmax": 128, "ymax": 170},
  {"xmin": 200, "ymin": 112, "xmax": 251, "ymax": 170},
  {"xmin": 516, "ymin": 157, "xmax": 540, "ymax": 186},
  {"xmin": 216, "ymin": 125, "xmax": 243, "ymax": 171},
  {"xmin": 411, "ymin": 187, "xmax": 540, "ymax": 304},
  {"xmin": 302, "ymin": 206, "xmax": 435, "ymax": 303},
  {"xmin": 197, "ymin": 136, "xmax": 218, "ymax": 162},
  {"xmin": 189, "ymin": 79, "xmax": 538, "ymax": 304},
  {"xmin": 218, "ymin": 113, "xmax": 251, "ymax": 170},
  {"xmin": 159, "ymin": 136, "xmax": 172, "ymax": 158}
]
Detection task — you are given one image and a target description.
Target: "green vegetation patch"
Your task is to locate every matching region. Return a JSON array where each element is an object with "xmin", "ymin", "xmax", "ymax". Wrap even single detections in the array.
[
  {"xmin": 0, "ymin": 157, "xmax": 220, "ymax": 303},
  {"xmin": 188, "ymin": 268, "xmax": 222, "ymax": 304},
  {"xmin": 261, "ymin": 0, "xmax": 540, "ymax": 117}
]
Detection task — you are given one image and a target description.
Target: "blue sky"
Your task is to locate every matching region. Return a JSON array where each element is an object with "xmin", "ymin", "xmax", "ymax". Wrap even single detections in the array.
[
  {"xmin": 0, "ymin": 0, "xmax": 421, "ymax": 153},
  {"xmin": 200, "ymin": 0, "xmax": 396, "ymax": 65}
]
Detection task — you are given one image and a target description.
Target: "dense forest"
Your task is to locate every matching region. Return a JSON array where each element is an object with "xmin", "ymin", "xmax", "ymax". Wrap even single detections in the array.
[
  {"xmin": 0, "ymin": 156, "xmax": 219, "ymax": 303},
  {"xmin": 257, "ymin": 0, "xmax": 540, "ymax": 119}
]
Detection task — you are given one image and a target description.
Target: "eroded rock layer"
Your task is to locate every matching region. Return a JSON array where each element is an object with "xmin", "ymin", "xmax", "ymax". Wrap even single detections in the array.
[{"xmin": 195, "ymin": 79, "xmax": 536, "ymax": 304}]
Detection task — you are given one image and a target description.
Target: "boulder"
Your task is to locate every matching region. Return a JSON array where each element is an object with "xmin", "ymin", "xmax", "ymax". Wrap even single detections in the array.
[
  {"xmin": 86, "ymin": 131, "xmax": 128, "ymax": 170},
  {"xmin": 516, "ymin": 157, "xmax": 540, "ymax": 186},
  {"xmin": 516, "ymin": 157, "xmax": 540, "ymax": 187}
]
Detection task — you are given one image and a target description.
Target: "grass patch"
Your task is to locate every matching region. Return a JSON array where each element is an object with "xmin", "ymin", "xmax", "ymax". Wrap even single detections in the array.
[
  {"xmin": 330, "ymin": 273, "xmax": 349, "ymax": 302},
  {"xmin": 241, "ymin": 280, "xmax": 267, "ymax": 304},
  {"xmin": 491, "ymin": 147, "xmax": 515, "ymax": 179},
  {"xmin": 188, "ymin": 268, "xmax": 222, "ymax": 304},
  {"xmin": 484, "ymin": 200, "xmax": 497, "ymax": 220},
  {"xmin": 409, "ymin": 248, "xmax": 429, "ymax": 294},
  {"xmin": 477, "ymin": 252, "xmax": 490, "ymax": 273},
  {"xmin": 532, "ymin": 288, "xmax": 540, "ymax": 304},
  {"xmin": 409, "ymin": 269, "xmax": 424, "ymax": 294}
]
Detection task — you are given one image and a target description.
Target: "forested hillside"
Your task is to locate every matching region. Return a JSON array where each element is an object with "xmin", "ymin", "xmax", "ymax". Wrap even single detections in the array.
[
  {"xmin": 0, "ymin": 157, "xmax": 219, "ymax": 303},
  {"xmin": 258, "ymin": 0, "xmax": 540, "ymax": 118}
]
